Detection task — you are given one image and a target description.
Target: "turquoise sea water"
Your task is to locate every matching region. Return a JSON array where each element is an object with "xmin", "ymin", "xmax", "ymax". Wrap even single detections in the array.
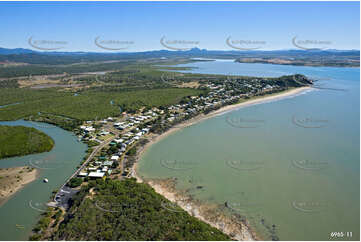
[
  {"xmin": 0, "ymin": 120, "xmax": 87, "ymax": 240},
  {"xmin": 138, "ymin": 61, "xmax": 360, "ymax": 240}
]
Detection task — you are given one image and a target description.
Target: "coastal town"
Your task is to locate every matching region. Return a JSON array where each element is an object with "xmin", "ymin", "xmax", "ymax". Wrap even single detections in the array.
[
  {"xmin": 0, "ymin": 1, "xmax": 359, "ymax": 241},
  {"xmin": 0, "ymin": 65, "xmax": 315, "ymax": 240},
  {"xmin": 53, "ymin": 74, "xmax": 313, "ymax": 207}
]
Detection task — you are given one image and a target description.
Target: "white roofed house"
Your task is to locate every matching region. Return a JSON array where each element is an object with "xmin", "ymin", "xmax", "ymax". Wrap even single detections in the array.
[
  {"xmin": 263, "ymin": 84, "xmax": 273, "ymax": 90},
  {"xmin": 113, "ymin": 122, "xmax": 122, "ymax": 127},
  {"xmin": 124, "ymin": 132, "xmax": 133, "ymax": 138},
  {"xmin": 111, "ymin": 155, "xmax": 119, "ymax": 161},
  {"xmin": 167, "ymin": 117, "xmax": 175, "ymax": 122},
  {"xmin": 135, "ymin": 116, "xmax": 144, "ymax": 121},
  {"xmin": 142, "ymin": 128, "xmax": 150, "ymax": 133},
  {"xmin": 100, "ymin": 130, "xmax": 110, "ymax": 135},
  {"xmin": 78, "ymin": 172, "xmax": 88, "ymax": 177},
  {"xmin": 85, "ymin": 127, "xmax": 95, "ymax": 132},
  {"xmin": 114, "ymin": 138, "xmax": 124, "ymax": 144},
  {"xmin": 102, "ymin": 167, "xmax": 108, "ymax": 172},
  {"xmin": 88, "ymin": 171, "xmax": 105, "ymax": 178},
  {"xmin": 103, "ymin": 160, "xmax": 114, "ymax": 166}
]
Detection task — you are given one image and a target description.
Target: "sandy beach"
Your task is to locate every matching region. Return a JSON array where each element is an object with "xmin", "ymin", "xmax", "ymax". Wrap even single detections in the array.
[
  {"xmin": 0, "ymin": 166, "xmax": 38, "ymax": 206},
  {"xmin": 133, "ymin": 86, "xmax": 312, "ymax": 176},
  {"xmin": 132, "ymin": 86, "xmax": 312, "ymax": 240}
]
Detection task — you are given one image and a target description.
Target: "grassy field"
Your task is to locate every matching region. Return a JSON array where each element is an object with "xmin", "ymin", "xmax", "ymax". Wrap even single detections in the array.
[
  {"xmin": 31, "ymin": 178, "xmax": 230, "ymax": 241},
  {"xmin": 0, "ymin": 125, "xmax": 54, "ymax": 159}
]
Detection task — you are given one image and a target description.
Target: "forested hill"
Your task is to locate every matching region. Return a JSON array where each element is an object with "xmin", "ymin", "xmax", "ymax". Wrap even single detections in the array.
[{"xmin": 46, "ymin": 179, "xmax": 230, "ymax": 241}]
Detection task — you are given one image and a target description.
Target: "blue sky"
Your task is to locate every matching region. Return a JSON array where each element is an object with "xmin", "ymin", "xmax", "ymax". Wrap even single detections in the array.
[{"xmin": 0, "ymin": 1, "xmax": 359, "ymax": 52}]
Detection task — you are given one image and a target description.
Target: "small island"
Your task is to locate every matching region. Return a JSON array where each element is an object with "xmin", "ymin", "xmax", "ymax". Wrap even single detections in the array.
[{"xmin": 0, "ymin": 125, "xmax": 54, "ymax": 159}]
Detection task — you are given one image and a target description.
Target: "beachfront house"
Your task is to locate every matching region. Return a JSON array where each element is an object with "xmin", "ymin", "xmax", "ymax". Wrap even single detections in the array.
[
  {"xmin": 78, "ymin": 172, "xmax": 88, "ymax": 177},
  {"xmin": 142, "ymin": 128, "xmax": 150, "ymax": 133}
]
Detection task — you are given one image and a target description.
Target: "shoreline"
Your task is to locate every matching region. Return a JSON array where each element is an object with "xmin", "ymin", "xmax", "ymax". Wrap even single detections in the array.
[
  {"xmin": 234, "ymin": 60, "xmax": 360, "ymax": 68},
  {"xmin": 133, "ymin": 86, "xmax": 312, "ymax": 178},
  {"xmin": 132, "ymin": 86, "xmax": 312, "ymax": 240},
  {"xmin": 148, "ymin": 178, "xmax": 259, "ymax": 241},
  {"xmin": 0, "ymin": 166, "xmax": 39, "ymax": 207}
]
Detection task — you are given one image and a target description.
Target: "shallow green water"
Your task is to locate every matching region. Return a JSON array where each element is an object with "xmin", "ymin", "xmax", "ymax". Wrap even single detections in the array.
[
  {"xmin": 138, "ymin": 62, "xmax": 360, "ymax": 240},
  {"xmin": 0, "ymin": 120, "xmax": 87, "ymax": 240}
]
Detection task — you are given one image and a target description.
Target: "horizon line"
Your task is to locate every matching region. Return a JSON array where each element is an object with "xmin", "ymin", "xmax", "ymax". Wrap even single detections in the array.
[{"xmin": 0, "ymin": 47, "xmax": 360, "ymax": 54}]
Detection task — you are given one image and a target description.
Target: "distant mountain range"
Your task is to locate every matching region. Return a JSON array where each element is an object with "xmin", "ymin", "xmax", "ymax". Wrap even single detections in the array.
[
  {"xmin": 0, "ymin": 48, "xmax": 36, "ymax": 55},
  {"xmin": 0, "ymin": 47, "xmax": 359, "ymax": 66},
  {"xmin": 0, "ymin": 47, "xmax": 359, "ymax": 56}
]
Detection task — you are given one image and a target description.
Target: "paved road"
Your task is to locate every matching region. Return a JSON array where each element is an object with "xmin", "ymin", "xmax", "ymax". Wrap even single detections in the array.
[
  {"xmin": 52, "ymin": 121, "xmax": 144, "ymax": 208},
  {"xmin": 54, "ymin": 135, "xmax": 115, "ymax": 207},
  {"xmin": 105, "ymin": 123, "xmax": 122, "ymax": 136}
]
